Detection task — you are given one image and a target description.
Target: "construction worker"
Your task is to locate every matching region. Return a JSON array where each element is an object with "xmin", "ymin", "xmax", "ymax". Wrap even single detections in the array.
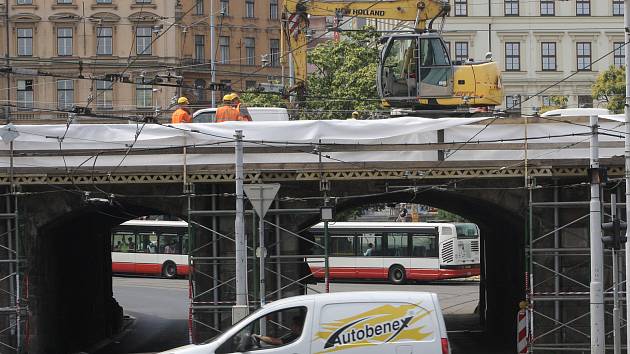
[
  {"xmin": 215, "ymin": 93, "xmax": 252, "ymax": 122},
  {"xmin": 171, "ymin": 97, "xmax": 192, "ymax": 123}
]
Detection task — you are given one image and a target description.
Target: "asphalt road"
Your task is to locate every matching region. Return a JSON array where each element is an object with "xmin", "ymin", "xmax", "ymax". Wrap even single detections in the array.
[
  {"xmin": 96, "ymin": 277, "xmax": 500, "ymax": 354},
  {"xmin": 93, "ymin": 277, "xmax": 190, "ymax": 354}
]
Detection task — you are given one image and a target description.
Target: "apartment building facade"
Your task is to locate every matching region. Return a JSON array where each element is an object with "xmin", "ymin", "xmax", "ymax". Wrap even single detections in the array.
[
  {"xmin": 366, "ymin": 0, "xmax": 624, "ymax": 114},
  {"xmin": 178, "ymin": 0, "xmax": 283, "ymax": 107},
  {"xmin": 0, "ymin": 0, "xmax": 180, "ymax": 121}
]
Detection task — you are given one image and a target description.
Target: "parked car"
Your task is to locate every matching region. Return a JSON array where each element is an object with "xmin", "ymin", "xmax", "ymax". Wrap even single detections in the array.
[
  {"xmin": 192, "ymin": 107, "xmax": 290, "ymax": 123},
  {"xmin": 161, "ymin": 291, "xmax": 451, "ymax": 354}
]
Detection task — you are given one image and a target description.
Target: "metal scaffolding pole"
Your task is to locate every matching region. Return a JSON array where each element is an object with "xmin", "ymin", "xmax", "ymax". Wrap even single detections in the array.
[
  {"xmin": 589, "ymin": 114, "xmax": 605, "ymax": 354},
  {"xmin": 624, "ymin": 2, "xmax": 630, "ymax": 352},
  {"xmin": 233, "ymin": 130, "xmax": 248, "ymax": 322}
]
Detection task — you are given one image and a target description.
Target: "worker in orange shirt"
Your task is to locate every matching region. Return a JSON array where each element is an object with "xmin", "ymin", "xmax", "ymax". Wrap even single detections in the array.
[
  {"xmin": 171, "ymin": 96, "xmax": 192, "ymax": 123},
  {"xmin": 215, "ymin": 93, "xmax": 252, "ymax": 123}
]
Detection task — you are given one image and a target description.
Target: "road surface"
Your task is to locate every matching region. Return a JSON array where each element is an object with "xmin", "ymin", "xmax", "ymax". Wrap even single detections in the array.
[{"xmin": 96, "ymin": 277, "xmax": 501, "ymax": 354}]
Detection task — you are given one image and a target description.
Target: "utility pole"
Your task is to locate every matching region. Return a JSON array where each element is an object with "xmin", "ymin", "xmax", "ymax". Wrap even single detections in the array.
[
  {"xmin": 209, "ymin": 0, "xmax": 216, "ymax": 108},
  {"xmin": 624, "ymin": 1, "xmax": 630, "ymax": 351},
  {"xmin": 233, "ymin": 130, "xmax": 248, "ymax": 323},
  {"xmin": 589, "ymin": 115, "xmax": 605, "ymax": 354}
]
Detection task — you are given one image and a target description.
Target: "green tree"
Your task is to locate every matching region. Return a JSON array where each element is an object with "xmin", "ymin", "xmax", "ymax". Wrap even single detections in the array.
[
  {"xmin": 240, "ymin": 90, "xmax": 287, "ymax": 108},
  {"xmin": 303, "ymin": 28, "xmax": 381, "ymax": 120},
  {"xmin": 592, "ymin": 65, "xmax": 625, "ymax": 113},
  {"xmin": 239, "ymin": 28, "xmax": 382, "ymax": 120}
]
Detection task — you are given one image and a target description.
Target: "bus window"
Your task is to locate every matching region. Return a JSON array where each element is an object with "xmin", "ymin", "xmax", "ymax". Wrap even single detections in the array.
[
  {"xmin": 385, "ymin": 232, "xmax": 408, "ymax": 257},
  {"xmin": 455, "ymin": 224, "xmax": 479, "ymax": 239},
  {"xmin": 113, "ymin": 231, "xmax": 135, "ymax": 253},
  {"xmin": 358, "ymin": 233, "xmax": 382, "ymax": 256},
  {"xmin": 330, "ymin": 235, "xmax": 355, "ymax": 256},
  {"xmin": 412, "ymin": 234, "xmax": 438, "ymax": 257},
  {"xmin": 138, "ymin": 232, "xmax": 158, "ymax": 253},
  {"xmin": 160, "ymin": 233, "xmax": 180, "ymax": 254}
]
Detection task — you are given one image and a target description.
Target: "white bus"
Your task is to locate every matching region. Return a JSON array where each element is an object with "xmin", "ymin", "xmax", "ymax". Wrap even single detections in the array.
[
  {"xmin": 111, "ymin": 219, "xmax": 189, "ymax": 278},
  {"xmin": 308, "ymin": 222, "xmax": 480, "ymax": 284}
]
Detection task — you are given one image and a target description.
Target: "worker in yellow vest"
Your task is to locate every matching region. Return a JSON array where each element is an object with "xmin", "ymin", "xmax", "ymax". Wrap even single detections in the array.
[{"xmin": 215, "ymin": 93, "xmax": 252, "ymax": 122}]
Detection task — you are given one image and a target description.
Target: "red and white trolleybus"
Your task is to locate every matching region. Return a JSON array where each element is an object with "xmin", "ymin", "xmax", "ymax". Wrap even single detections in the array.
[
  {"xmin": 111, "ymin": 219, "xmax": 189, "ymax": 278},
  {"xmin": 307, "ymin": 222, "xmax": 480, "ymax": 284}
]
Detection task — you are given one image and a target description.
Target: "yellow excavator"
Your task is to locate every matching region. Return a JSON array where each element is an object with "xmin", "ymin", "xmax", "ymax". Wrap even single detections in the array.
[{"xmin": 281, "ymin": 0, "xmax": 503, "ymax": 111}]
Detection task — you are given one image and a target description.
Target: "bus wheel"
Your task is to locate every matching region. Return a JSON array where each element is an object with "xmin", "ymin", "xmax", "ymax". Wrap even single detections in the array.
[
  {"xmin": 162, "ymin": 261, "xmax": 177, "ymax": 279},
  {"xmin": 388, "ymin": 265, "xmax": 406, "ymax": 285}
]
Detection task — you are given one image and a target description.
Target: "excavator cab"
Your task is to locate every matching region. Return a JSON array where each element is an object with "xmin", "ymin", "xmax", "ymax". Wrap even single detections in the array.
[{"xmin": 378, "ymin": 33, "xmax": 453, "ymax": 106}]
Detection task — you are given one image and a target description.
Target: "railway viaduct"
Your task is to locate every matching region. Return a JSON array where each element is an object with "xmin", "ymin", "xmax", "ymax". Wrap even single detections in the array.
[{"xmin": 0, "ymin": 116, "xmax": 620, "ymax": 353}]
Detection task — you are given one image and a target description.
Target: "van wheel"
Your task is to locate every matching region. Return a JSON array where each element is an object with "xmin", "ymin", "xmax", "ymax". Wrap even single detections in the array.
[
  {"xmin": 388, "ymin": 265, "xmax": 406, "ymax": 285},
  {"xmin": 162, "ymin": 261, "xmax": 177, "ymax": 279}
]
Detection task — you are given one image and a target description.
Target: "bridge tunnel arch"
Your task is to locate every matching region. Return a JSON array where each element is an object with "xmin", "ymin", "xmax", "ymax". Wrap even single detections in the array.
[
  {"xmin": 295, "ymin": 186, "xmax": 525, "ymax": 349},
  {"xmin": 25, "ymin": 189, "xmax": 187, "ymax": 354}
]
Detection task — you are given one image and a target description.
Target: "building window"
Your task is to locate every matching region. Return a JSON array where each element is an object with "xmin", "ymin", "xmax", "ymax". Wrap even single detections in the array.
[
  {"xmin": 578, "ymin": 95, "xmax": 593, "ymax": 108},
  {"xmin": 614, "ymin": 42, "xmax": 625, "ymax": 68},
  {"xmin": 96, "ymin": 0, "xmax": 112, "ymax": 3},
  {"xmin": 576, "ymin": 0, "xmax": 590, "ymax": 15},
  {"xmin": 246, "ymin": 0, "xmax": 255, "ymax": 18},
  {"xmin": 245, "ymin": 37, "xmax": 255, "ymax": 65},
  {"xmin": 454, "ymin": 42, "xmax": 468, "ymax": 63},
  {"xmin": 505, "ymin": 0, "xmax": 519, "ymax": 16},
  {"xmin": 96, "ymin": 27, "xmax": 112, "ymax": 55},
  {"xmin": 506, "ymin": 95, "xmax": 521, "ymax": 111},
  {"xmin": 96, "ymin": 80, "xmax": 113, "ymax": 110},
  {"xmin": 136, "ymin": 26, "xmax": 152, "ymax": 56},
  {"xmin": 541, "ymin": 96, "xmax": 551, "ymax": 107},
  {"xmin": 136, "ymin": 79, "xmax": 152, "ymax": 108},
  {"xmin": 17, "ymin": 28, "xmax": 32, "ymax": 56},
  {"xmin": 136, "ymin": 0, "xmax": 151, "ymax": 3},
  {"xmin": 505, "ymin": 42, "xmax": 520, "ymax": 71},
  {"xmin": 57, "ymin": 80, "xmax": 73, "ymax": 109},
  {"xmin": 16, "ymin": 80, "xmax": 33, "ymax": 110},
  {"xmin": 541, "ymin": 42, "xmax": 556, "ymax": 71},
  {"xmin": 246, "ymin": 80, "xmax": 257, "ymax": 90},
  {"xmin": 194, "ymin": 35, "xmax": 205, "ymax": 63},
  {"xmin": 270, "ymin": 39, "xmax": 280, "ymax": 67},
  {"xmin": 577, "ymin": 42, "xmax": 591, "ymax": 71},
  {"xmin": 16, "ymin": 0, "xmax": 32, "ymax": 4},
  {"xmin": 270, "ymin": 0, "xmax": 278, "ymax": 19},
  {"xmin": 220, "ymin": 0, "xmax": 229, "ymax": 15},
  {"xmin": 614, "ymin": 0, "xmax": 624, "ymax": 16},
  {"xmin": 57, "ymin": 27, "xmax": 73, "ymax": 56},
  {"xmin": 194, "ymin": 79, "xmax": 206, "ymax": 102},
  {"xmin": 219, "ymin": 36, "xmax": 230, "ymax": 63},
  {"xmin": 195, "ymin": 0, "xmax": 204, "ymax": 15},
  {"xmin": 540, "ymin": 0, "xmax": 554, "ymax": 15},
  {"xmin": 454, "ymin": 0, "xmax": 467, "ymax": 16},
  {"xmin": 57, "ymin": 0, "xmax": 72, "ymax": 3}
]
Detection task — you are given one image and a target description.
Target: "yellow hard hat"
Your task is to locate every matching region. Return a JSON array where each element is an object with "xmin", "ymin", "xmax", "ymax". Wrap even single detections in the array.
[
  {"xmin": 177, "ymin": 97, "xmax": 189, "ymax": 105},
  {"xmin": 352, "ymin": 111, "xmax": 359, "ymax": 117},
  {"xmin": 223, "ymin": 93, "xmax": 239, "ymax": 102}
]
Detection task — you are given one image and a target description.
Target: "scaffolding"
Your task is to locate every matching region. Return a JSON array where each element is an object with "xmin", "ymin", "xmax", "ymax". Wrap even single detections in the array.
[
  {"xmin": 0, "ymin": 139, "xmax": 27, "ymax": 353},
  {"xmin": 185, "ymin": 183, "xmax": 329, "ymax": 342},
  {"xmin": 527, "ymin": 181, "xmax": 627, "ymax": 352}
]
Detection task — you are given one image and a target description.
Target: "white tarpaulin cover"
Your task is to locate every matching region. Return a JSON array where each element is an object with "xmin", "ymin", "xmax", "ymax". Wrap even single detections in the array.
[{"xmin": 0, "ymin": 116, "xmax": 624, "ymax": 169}]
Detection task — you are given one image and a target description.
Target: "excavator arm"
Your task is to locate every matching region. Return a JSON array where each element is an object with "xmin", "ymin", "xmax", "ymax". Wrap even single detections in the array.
[{"xmin": 281, "ymin": 0, "xmax": 450, "ymax": 90}]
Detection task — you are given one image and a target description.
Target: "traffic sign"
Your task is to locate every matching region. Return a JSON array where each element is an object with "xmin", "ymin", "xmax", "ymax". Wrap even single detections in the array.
[{"xmin": 243, "ymin": 184, "xmax": 280, "ymax": 218}]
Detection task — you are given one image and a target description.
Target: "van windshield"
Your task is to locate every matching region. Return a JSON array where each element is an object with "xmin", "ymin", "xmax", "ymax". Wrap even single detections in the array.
[{"xmin": 193, "ymin": 111, "xmax": 216, "ymax": 123}]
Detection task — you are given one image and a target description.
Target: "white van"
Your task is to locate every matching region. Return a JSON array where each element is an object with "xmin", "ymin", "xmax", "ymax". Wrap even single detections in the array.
[
  {"xmin": 192, "ymin": 107, "xmax": 290, "ymax": 123},
  {"xmin": 161, "ymin": 291, "xmax": 451, "ymax": 354}
]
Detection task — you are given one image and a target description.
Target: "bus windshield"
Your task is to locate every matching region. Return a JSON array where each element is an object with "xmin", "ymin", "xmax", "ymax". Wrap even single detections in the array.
[{"xmin": 455, "ymin": 223, "xmax": 479, "ymax": 239}]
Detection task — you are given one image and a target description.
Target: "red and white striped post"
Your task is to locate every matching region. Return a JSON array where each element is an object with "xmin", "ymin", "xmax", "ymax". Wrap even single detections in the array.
[{"xmin": 517, "ymin": 301, "xmax": 529, "ymax": 354}]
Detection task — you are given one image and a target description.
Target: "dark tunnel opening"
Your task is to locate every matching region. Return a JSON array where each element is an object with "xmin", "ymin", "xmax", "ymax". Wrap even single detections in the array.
[
  {"xmin": 31, "ymin": 202, "xmax": 166, "ymax": 353},
  {"xmin": 295, "ymin": 187, "xmax": 525, "ymax": 350}
]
